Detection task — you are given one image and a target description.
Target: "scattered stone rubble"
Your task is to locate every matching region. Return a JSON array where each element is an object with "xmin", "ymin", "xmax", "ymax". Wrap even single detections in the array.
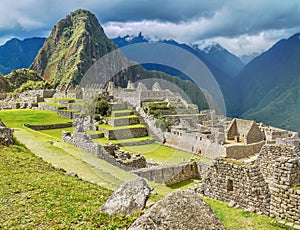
[
  {"xmin": 0, "ymin": 119, "xmax": 13, "ymax": 146},
  {"xmin": 99, "ymin": 177, "xmax": 151, "ymax": 215}
]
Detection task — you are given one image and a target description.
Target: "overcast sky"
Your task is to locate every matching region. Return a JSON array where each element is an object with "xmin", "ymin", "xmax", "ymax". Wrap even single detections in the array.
[{"xmin": 1, "ymin": 0, "xmax": 300, "ymax": 56}]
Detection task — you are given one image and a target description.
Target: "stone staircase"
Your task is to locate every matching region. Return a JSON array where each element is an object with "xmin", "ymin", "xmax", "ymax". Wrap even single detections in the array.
[{"xmin": 98, "ymin": 102, "xmax": 151, "ymax": 142}]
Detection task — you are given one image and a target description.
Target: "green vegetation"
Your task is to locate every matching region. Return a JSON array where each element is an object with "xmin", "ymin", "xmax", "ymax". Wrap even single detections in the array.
[
  {"xmin": 30, "ymin": 9, "xmax": 117, "ymax": 87},
  {"xmin": 39, "ymin": 127, "xmax": 75, "ymax": 139},
  {"xmin": 0, "ymin": 109, "xmax": 71, "ymax": 128},
  {"xmin": 13, "ymin": 80, "xmax": 50, "ymax": 95},
  {"xmin": 204, "ymin": 197, "xmax": 293, "ymax": 230},
  {"xmin": 94, "ymin": 136, "xmax": 153, "ymax": 145},
  {"xmin": 120, "ymin": 143, "xmax": 204, "ymax": 164},
  {"xmin": 0, "ymin": 74, "xmax": 10, "ymax": 93},
  {"xmin": 0, "ymin": 144, "xmax": 136, "ymax": 229},
  {"xmin": 4, "ymin": 69, "xmax": 43, "ymax": 92}
]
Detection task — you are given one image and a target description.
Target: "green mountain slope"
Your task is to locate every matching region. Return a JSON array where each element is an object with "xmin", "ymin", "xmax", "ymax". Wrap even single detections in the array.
[
  {"xmin": 30, "ymin": 9, "xmax": 116, "ymax": 87},
  {"xmin": 4, "ymin": 69, "xmax": 43, "ymax": 91},
  {"xmin": 237, "ymin": 33, "xmax": 300, "ymax": 131},
  {"xmin": 0, "ymin": 37, "xmax": 45, "ymax": 75},
  {"xmin": 0, "ymin": 74, "xmax": 10, "ymax": 93}
]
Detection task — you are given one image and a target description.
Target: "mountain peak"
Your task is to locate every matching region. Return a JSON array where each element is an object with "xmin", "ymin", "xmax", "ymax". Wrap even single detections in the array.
[{"xmin": 30, "ymin": 9, "xmax": 116, "ymax": 87}]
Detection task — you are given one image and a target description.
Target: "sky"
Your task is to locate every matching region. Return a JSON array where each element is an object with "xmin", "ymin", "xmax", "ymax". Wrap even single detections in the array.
[{"xmin": 0, "ymin": 0, "xmax": 300, "ymax": 56}]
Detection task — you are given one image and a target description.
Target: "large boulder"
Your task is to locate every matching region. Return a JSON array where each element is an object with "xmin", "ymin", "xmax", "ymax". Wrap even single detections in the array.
[
  {"xmin": 0, "ymin": 120, "xmax": 13, "ymax": 146},
  {"xmin": 99, "ymin": 177, "xmax": 151, "ymax": 215},
  {"xmin": 129, "ymin": 190, "xmax": 225, "ymax": 230}
]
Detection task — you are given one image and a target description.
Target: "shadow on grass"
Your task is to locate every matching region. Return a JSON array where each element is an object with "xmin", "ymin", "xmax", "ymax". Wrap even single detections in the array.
[{"xmin": 168, "ymin": 178, "xmax": 197, "ymax": 189}]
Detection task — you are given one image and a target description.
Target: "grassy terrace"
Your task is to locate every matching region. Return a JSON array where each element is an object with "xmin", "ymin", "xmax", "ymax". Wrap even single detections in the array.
[
  {"xmin": 120, "ymin": 143, "xmax": 205, "ymax": 164},
  {"xmin": 0, "ymin": 109, "xmax": 72, "ymax": 128},
  {"xmin": 108, "ymin": 115, "xmax": 138, "ymax": 120},
  {"xmin": 93, "ymin": 136, "xmax": 153, "ymax": 145},
  {"xmin": 98, "ymin": 123, "xmax": 145, "ymax": 130}
]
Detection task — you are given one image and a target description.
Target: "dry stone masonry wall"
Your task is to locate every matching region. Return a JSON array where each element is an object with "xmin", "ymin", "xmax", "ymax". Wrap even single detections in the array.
[
  {"xmin": 270, "ymin": 157, "xmax": 300, "ymax": 223},
  {"xmin": 200, "ymin": 158, "xmax": 271, "ymax": 215},
  {"xmin": 62, "ymin": 129, "xmax": 147, "ymax": 171},
  {"xmin": 133, "ymin": 161, "xmax": 203, "ymax": 185}
]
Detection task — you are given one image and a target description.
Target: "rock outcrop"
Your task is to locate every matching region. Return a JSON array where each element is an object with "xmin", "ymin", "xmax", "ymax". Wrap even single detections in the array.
[
  {"xmin": 129, "ymin": 190, "xmax": 225, "ymax": 230},
  {"xmin": 99, "ymin": 177, "xmax": 150, "ymax": 216},
  {"xmin": 0, "ymin": 120, "xmax": 13, "ymax": 146}
]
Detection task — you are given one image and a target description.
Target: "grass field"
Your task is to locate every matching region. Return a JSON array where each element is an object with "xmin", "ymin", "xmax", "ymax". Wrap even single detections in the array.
[
  {"xmin": 120, "ymin": 143, "xmax": 205, "ymax": 164},
  {"xmin": 93, "ymin": 136, "xmax": 154, "ymax": 145},
  {"xmin": 204, "ymin": 197, "xmax": 291, "ymax": 230},
  {"xmin": 0, "ymin": 109, "xmax": 72, "ymax": 128},
  {"xmin": 0, "ymin": 144, "xmax": 291, "ymax": 229},
  {"xmin": 0, "ymin": 144, "xmax": 136, "ymax": 229}
]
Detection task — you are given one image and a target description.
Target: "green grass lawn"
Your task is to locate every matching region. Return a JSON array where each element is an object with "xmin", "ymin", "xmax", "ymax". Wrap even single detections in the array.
[
  {"xmin": 38, "ymin": 127, "xmax": 75, "ymax": 140},
  {"xmin": 0, "ymin": 144, "xmax": 136, "ymax": 229},
  {"xmin": 0, "ymin": 109, "xmax": 72, "ymax": 128},
  {"xmin": 93, "ymin": 136, "xmax": 154, "ymax": 145},
  {"xmin": 204, "ymin": 197, "xmax": 292, "ymax": 230},
  {"xmin": 120, "ymin": 143, "xmax": 204, "ymax": 164}
]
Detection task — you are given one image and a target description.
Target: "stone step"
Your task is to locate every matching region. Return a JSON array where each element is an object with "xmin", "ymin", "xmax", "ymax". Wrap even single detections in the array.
[
  {"xmin": 111, "ymin": 110, "xmax": 134, "ymax": 117},
  {"xmin": 107, "ymin": 116, "xmax": 139, "ymax": 127},
  {"xmin": 98, "ymin": 124, "xmax": 148, "ymax": 140}
]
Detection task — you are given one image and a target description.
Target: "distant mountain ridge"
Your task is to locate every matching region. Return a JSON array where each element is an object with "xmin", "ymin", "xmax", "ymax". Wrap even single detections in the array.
[
  {"xmin": 237, "ymin": 33, "xmax": 300, "ymax": 131},
  {"xmin": 113, "ymin": 33, "xmax": 245, "ymax": 78},
  {"xmin": 0, "ymin": 37, "xmax": 45, "ymax": 75}
]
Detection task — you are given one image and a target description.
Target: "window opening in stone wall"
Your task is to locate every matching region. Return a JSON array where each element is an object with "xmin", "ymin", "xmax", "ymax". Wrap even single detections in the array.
[{"xmin": 227, "ymin": 179, "xmax": 233, "ymax": 192}]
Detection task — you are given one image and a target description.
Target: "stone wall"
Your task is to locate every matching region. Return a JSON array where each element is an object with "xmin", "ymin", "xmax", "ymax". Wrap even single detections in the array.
[
  {"xmin": 62, "ymin": 130, "xmax": 146, "ymax": 171},
  {"xmin": 57, "ymin": 110, "xmax": 74, "ymax": 119},
  {"xmin": 276, "ymin": 138, "xmax": 300, "ymax": 147},
  {"xmin": 246, "ymin": 122, "xmax": 264, "ymax": 144},
  {"xmin": 227, "ymin": 119, "xmax": 264, "ymax": 144},
  {"xmin": 20, "ymin": 89, "xmax": 56, "ymax": 98},
  {"xmin": 225, "ymin": 141, "xmax": 265, "ymax": 160},
  {"xmin": 255, "ymin": 145, "xmax": 300, "ymax": 184},
  {"xmin": 101, "ymin": 127, "xmax": 148, "ymax": 140},
  {"xmin": 24, "ymin": 122, "xmax": 73, "ymax": 130},
  {"xmin": 200, "ymin": 158, "xmax": 271, "ymax": 215},
  {"xmin": 165, "ymin": 130, "xmax": 226, "ymax": 159},
  {"xmin": 133, "ymin": 161, "xmax": 203, "ymax": 185},
  {"xmin": 38, "ymin": 103, "xmax": 58, "ymax": 112},
  {"xmin": 107, "ymin": 117, "xmax": 139, "ymax": 127},
  {"xmin": 270, "ymin": 157, "xmax": 300, "ymax": 223},
  {"xmin": 135, "ymin": 106, "xmax": 165, "ymax": 142}
]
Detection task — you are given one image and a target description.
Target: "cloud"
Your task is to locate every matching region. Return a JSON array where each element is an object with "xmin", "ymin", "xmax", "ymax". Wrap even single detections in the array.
[{"xmin": 0, "ymin": 0, "xmax": 300, "ymax": 55}]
